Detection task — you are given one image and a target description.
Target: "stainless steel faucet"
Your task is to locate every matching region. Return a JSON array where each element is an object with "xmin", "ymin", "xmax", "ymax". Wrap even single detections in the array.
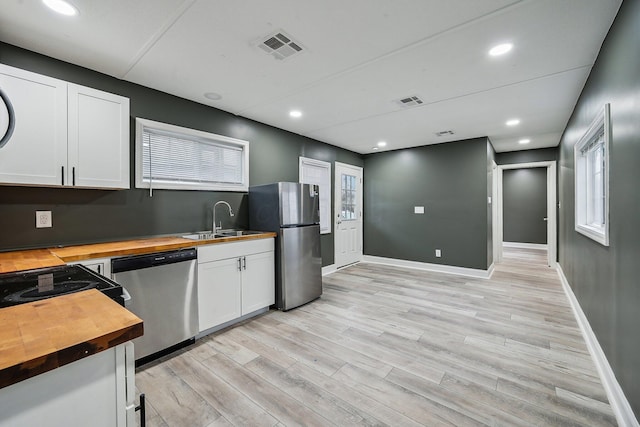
[{"xmin": 213, "ymin": 200, "xmax": 234, "ymax": 233}]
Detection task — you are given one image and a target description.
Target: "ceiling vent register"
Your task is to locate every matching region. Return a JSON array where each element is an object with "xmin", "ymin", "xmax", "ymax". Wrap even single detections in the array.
[
  {"xmin": 435, "ymin": 130, "xmax": 455, "ymax": 137},
  {"xmin": 258, "ymin": 31, "xmax": 304, "ymax": 60},
  {"xmin": 396, "ymin": 95, "xmax": 424, "ymax": 108}
]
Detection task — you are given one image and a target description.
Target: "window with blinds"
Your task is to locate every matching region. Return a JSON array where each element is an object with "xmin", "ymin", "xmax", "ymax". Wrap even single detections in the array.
[
  {"xmin": 574, "ymin": 104, "xmax": 610, "ymax": 246},
  {"xmin": 135, "ymin": 118, "xmax": 249, "ymax": 192}
]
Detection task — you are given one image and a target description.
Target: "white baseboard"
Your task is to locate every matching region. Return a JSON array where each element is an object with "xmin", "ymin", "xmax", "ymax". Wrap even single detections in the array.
[
  {"xmin": 322, "ymin": 264, "xmax": 338, "ymax": 276},
  {"xmin": 557, "ymin": 265, "xmax": 639, "ymax": 427},
  {"xmin": 503, "ymin": 241, "xmax": 547, "ymax": 250},
  {"xmin": 362, "ymin": 255, "xmax": 493, "ymax": 279}
]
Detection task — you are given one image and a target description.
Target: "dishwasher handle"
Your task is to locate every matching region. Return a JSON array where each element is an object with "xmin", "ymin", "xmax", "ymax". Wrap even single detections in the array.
[{"xmin": 112, "ymin": 248, "xmax": 197, "ymax": 273}]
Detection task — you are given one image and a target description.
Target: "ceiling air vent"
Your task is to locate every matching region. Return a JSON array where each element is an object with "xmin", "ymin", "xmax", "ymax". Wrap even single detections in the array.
[
  {"xmin": 435, "ymin": 130, "xmax": 455, "ymax": 137},
  {"xmin": 395, "ymin": 95, "xmax": 424, "ymax": 108},
  {"xmin": 257, "ymin": 30, "xmax": 304, "ymax": 60}
]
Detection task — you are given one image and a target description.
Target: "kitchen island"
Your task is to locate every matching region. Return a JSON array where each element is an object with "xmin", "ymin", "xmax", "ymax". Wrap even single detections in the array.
[{"xmin": 0, "ymin": 290, "xmax": 143, "ymax": 426}]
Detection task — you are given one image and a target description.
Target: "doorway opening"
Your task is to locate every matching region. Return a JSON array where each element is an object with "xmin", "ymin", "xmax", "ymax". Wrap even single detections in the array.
[{"xmin": 494, "ymin": 161, "xmax": 557, "ymax": 268}]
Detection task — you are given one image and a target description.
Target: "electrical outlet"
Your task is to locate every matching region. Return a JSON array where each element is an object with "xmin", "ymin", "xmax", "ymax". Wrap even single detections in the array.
[
  {"xmin": 414, "ymin": 206, "xmax": 425, "ymax": 214},
  {"xmin": 36, "ymin": 211, "xmax": 52, "ymax": 228},
  {"xmin": 435, "ymin": 249, "xmax": 441, "ymax": 257}
]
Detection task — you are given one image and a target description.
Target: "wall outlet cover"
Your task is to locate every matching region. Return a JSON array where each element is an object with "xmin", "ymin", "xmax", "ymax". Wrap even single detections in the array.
[
  {"xmin": 36, "ymin": 211, "xmax": 52, "ymax": 228},
  {"xmin": 435, "ymin": 249, "xmax": 442, "ymax": 257},
  {"xmin": 414, "ymin": 206, "xmax": 425, "ymax": 214}
]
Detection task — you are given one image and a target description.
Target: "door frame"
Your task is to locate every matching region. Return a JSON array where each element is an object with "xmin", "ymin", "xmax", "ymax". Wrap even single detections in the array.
[
  {"xmin": 334, "ymin": 161, "xmax": 364, "ymax": 268},
  {"xmin": 495, "ymin": 161, "xmax": 557, "ymax": 268}
]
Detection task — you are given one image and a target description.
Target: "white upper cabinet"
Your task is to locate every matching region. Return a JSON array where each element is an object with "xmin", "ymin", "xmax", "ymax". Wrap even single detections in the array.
[
  {"xmin": 68, "ymin": 84, "xmax": 129, "ymax": 189},
  {"xmin": 0, "ymin": 65, "xmax": 67, "ymax": 186},
  {"xmin": 0, "ymin": 64, "xmax": 130, "ymax": 189}
]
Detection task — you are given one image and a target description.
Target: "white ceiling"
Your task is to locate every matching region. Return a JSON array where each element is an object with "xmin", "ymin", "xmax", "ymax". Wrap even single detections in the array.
[{"xmin": 0, "ymin": 0, "xmax": 621, "ymax": 153}]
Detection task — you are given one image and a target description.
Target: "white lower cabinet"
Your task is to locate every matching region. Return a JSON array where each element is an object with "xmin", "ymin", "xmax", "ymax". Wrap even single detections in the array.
[
  {"xmin": 0, "ymin": 342, "xmax": 136, "ymax": 427},
  {"xmin": 197, "ymin": 238, "xmax": 275, "ymax": 332}
]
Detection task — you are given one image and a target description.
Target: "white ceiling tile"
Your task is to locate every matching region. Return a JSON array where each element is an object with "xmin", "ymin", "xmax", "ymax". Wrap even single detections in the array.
[
  {"xmin": 0, "ymin": 0, "xmax": 192, "ymax": 77},
  {"xmin": 0, "ymin": 0, "xmax": 622, "ymax": 153}
]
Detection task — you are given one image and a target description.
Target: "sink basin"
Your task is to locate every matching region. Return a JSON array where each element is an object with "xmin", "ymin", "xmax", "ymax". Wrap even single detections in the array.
[
  {"xmin": 181, "ymin": 230, "xmax": 264, "ymax": 240},
  {"xmin": 216, "ymin": 229, "xmax": 264, "ymax": 237},
  {"xmin": 181, "ymin": 231, "xmax": 218, "ymax": 240}
]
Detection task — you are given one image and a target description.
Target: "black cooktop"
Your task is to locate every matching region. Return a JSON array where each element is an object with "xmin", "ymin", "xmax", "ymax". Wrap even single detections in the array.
[{"xmin": 0, "ymin": 264, "xmax": 124, "ymax": 308}]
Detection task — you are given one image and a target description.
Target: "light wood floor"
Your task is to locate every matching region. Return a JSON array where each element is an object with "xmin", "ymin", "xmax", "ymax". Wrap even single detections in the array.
[{"xmin": 135, "ymin": 248, "xmax": 616, "ymax": 426}]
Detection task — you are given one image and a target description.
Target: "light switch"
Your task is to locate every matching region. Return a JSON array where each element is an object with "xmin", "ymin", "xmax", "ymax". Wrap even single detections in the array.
[
  {"xmin": 414, "ymin": 206, "xmax": 425, "ymax": 214},
  {"xmin": 488, "ymin": 196, "xmax": 492, "ymax": 204}
]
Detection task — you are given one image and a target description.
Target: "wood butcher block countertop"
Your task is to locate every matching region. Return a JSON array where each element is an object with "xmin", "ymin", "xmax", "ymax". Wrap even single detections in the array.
[
  {"xmin": 0, "ymin": 249, "xmax": 66, "ymax": 274},
  {"xmin": 0, "ymin": 289, "xmax": 143, "ymax": 389},
  {"xmin": 0, "ymin": 232, "xmax": 276, "ymax": 273}
]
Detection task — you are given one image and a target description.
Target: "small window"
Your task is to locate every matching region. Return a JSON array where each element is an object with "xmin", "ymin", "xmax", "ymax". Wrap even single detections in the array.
[
  {"xmin": 341, "ymin": 173, "xmax": 357, "ymax": 220},
  {"xmin": 299, "ymin": 157, "xmax": 331, "ymax": 234},
  {"xmin": 135, "ymin": 118, "xmax": 249, "ymax": 192},
  {"xmin": 575, "ymin": 104, "xmax": 610, "ymax": 246}
]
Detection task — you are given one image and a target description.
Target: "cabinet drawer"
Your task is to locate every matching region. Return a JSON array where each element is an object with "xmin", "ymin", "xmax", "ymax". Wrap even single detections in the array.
[{"xmin": 197, "ymin": 238, "xmax": 274, "ymax": 263}]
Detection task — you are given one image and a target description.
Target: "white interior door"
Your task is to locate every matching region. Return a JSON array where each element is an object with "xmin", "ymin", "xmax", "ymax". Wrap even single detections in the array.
[{"xmin": 334, "ymin": 162, "xmax": 363, "ymax": 268}]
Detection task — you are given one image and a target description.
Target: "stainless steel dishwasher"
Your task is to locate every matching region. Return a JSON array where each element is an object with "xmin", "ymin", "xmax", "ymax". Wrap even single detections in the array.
[{"xmin": 112, "ymin": 248, "xmax": 198, "ymax": 365}]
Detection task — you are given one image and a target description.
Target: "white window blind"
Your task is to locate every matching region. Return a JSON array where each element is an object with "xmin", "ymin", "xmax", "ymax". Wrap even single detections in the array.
[
  {"xmin": 299, "ymin": 157, "xmax": 331, "ymax": 234},
  {"xmin": 135, "ymin": 118, "xmax": 249, "ymax": 192}
]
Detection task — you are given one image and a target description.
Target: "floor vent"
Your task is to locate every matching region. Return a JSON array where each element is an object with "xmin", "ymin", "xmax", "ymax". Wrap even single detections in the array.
[
  {"xmin": 395, "ymin": 95, "xmax": 424, "ymax": 108},
  {"xmin": 435, "ymin": 130, "xmax": 455, "ymax": 137},
  {"xmin": 257, "ymin": 30, "xmax": 304, "ymax": 60}
]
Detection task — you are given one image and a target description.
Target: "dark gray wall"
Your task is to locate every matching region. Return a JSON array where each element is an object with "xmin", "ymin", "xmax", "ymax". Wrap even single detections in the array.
[
  {"xmin": 558, "ymin": 0, "xmax": 640, "ymax": 417},
  {"xmin": 495, "ymin": 147, "xmax": 557, "ymax": 165},
  {"xmin": 503, "ymin": 168, "xmax": 547, "ymax": 244},
  {"xmin": 363, "ymin": 138, "xmax": 490, "ymax": 270},
  {"xmin": 0, "ymin": 43, "xmax": 363, "ymax": 266}
]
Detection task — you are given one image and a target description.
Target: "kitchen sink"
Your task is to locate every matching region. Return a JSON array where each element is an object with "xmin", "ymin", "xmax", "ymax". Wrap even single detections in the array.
[
  {"xmin": 181, "ymin": 231, "xmax": 218, "ymax": 240},
  {"xmin": 181, "ymin": 230, "xmax": 264, "ymax": 240},
  {"xmin": 216, "ymin": 229, "xmax": 264, "ymax": 237}
]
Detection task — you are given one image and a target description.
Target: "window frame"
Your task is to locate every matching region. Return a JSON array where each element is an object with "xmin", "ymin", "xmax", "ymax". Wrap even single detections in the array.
[
  {"xmin": 574, "ymin": 103, "xmax": 610, "ymax": 246},
  {"xmin": 135, "ymin": 118, "xmax": 249, "ymax": 192}
]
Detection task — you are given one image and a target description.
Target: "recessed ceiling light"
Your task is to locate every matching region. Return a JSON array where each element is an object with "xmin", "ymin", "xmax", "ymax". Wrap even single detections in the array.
[
  {"xmin": 43, "ymin": 0, "xmax": 78, "ymax": 16},
  {"xmin": 519, "ymin": 139, "xmax": 531, "ymax": 144},
  {"xmin": 203, "ymin": 92, "xmax": 222, "ymax": 101},
  {"xmin": 377, "ymin": 141, "xmax": 387, "ymax": 147},
  {"xmin": 489, "ymin": 43, "xmax": 513, "ymax": 56},
  {"xmin": 506, "ymin": 119, "xmax": 520, "ymax": 126},
  {"xmin": 289, "ymin": 110, "xmax": 302, "ymax": 118}
]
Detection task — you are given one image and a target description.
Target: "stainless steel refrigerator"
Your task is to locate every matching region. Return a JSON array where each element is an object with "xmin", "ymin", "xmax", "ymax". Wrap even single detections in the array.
[{"xmin": 249, "ymin": 182, "xmax": 322, "ymax": 310}]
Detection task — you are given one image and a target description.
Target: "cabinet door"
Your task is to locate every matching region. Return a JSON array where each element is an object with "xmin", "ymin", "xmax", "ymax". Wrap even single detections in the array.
[
  {"xmin": 198, "ymin": 258, "xmax": 242, "ymax": 332},
  {"xmin": 241, "ymin": 251, "xmax": 275, "ymax": 315},
  {"xmin": 68, "ymin": 84, "xmax": 130, "ymax": 189},
  {"xmin": 0, "ymin": 64, "xmax": 67, "ymax": 186},
  {"xmin": 0, "ymin": 346, "xmax": 125, "ymax": 427}
]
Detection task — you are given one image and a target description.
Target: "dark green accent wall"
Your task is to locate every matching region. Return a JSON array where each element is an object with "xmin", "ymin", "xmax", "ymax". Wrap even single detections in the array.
[
  {"xmin": 495, "ymin": 147, "xmax": 558, "ymax": 165},
  {"xmin": 558, "ymin": 0, "xmax": 640, "ymax": 417},
  {"xmin": 363, "ymin": 138, "xmax": 491, "ymax": 270},
  {"xmin": 0, "ymin": 43, "xmax": 363, "ymax": 266},
  {"xmin": 503, "ymin": 168, "xmax": 547, "ymax": 244}
]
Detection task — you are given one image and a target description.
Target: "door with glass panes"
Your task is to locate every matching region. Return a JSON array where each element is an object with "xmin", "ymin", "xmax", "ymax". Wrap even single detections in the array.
[{"xmin": 334, "ymin": 162, "xmax": 363, "ymax": 268}]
